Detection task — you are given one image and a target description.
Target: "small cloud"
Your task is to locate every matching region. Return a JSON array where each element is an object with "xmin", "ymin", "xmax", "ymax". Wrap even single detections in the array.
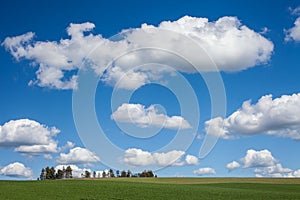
[
  {"xmin": 226, "ymin": 161, "xmax": 240, "ymax": 171},
  {"xmin": 260, "ymin": 27, "xmax": 269, "ymax": 34},
  {"xmin": 185, "ymin": 155, "xmax": 199, "ymax": 165},
  {"xmin": 15, "ymin": 142, "xmax": 58, "ymax": 155},
  {"xmin": 0, "ymin": 162, "xmax": 33, "ymax": 178},
  {"xmin": 193, "ymin": 167, "xmax": 216, "ymax": 176},
  {"xmin": 59, "ymin": 141, "xmax": 75, "ymax": 152},
  {"xmin": 111, "ymin": 103, "xmax": 192, "ymax": 130},
  {"xmin": 289, "ymin": 6, "xmax": 300, "ymax": 16},
  {"xmin": 56, "ymin": 147, "xmax": 100, "ymax": 165},
  {"xmin": 123, "ymin": 148, "xmax": 199, "ymax": 167},
  {"xmin": 123, "ymin": 148, "xmax": 185, "ymax": 167},
  {"xmin": 123, "ymin": 148, "xmax": 155, "ymax": 166},
  {"xmin": 285, "ymin": 17, "xmax": 300, "ymax": 42},
  {"xmin": 285, "ymin": 6, "xmax": 300, "ymax": 42}
]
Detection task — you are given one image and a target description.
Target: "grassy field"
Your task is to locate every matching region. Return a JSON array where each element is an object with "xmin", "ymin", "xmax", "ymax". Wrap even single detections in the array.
[{"xmin": 1, "ymin": 178, "xmax": 300, "ymax": 200}]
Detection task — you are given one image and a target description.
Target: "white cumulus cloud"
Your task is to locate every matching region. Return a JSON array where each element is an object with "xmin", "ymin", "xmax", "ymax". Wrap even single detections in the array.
[
  {"xmin": 193, "ymin": 167, "xmax": 216, "ymax": 176},
  {"xmin": 56, "ymin": 147, "xmax": 100, "ymax": 165},
  {"xmin": 255, "ymin": 166, "xmax": 300, "ymax": 178},
  {"xmin": 254, "ymin": 163, "xmax": 293, "ymax": 177},
  {"xmin": 15, "ymin": 142, "xmax": 58, "ymax": 154},
  {"xmin": 285, "ymin": 17, "xmax": 300, "ymax": 42},
  {"xmin": 153, "ymin": 150, "xmax": 186, "ymax": 167},
  {"xmin": 205, "ymin": 93, "xmax": 300, "ymax": 140},
  {"xmin": 241, "ymin": 149, "xmax": 276, "ymax": 168},
  {"xmin": 185, "ymin": 154, "xmax": 199, "ymax": 165},
  {"xmin": 0, "ymin": 162, "xmax": 33, "ymax": 178},
  {"xmin": 123, "ymin": 148, "xmax": 189, "ymax": 167},
  {"xmin": 226, "ymin": 149, "xmax": 300, "ymax": 177},
  {"xmin": 111, "ymin": 103, "xmax": 191, "ymax": 130},
  {"xmin": 285, "ymin": 6, "xmax": 300, "ymax": 42},
  {"xmin": 226, "ymin": 161, "xmax": 240, "ymax": 171},
  {"xmin": 123, "ymin": 148, "xmax": 155, "ymax": 166},
  {"xmin": 0, "ymin": 119, "xmax": 60, "ymax": 154},
  {"xmin": 254, "ymin": 163, "xmax": 300, "ymax": 178},
  {"xmin": 2, "ymin": 16, "xmax": 273, "ymax": 90},
  {"xmin": 293, "ymin": 169, "xmax": 300, "ymax": 177}
]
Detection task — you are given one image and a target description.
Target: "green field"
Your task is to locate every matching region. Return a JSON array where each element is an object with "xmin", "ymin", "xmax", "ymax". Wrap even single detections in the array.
[{"xmin": 1, "ymin": 178, "xmax": 300, "ymax": 200}]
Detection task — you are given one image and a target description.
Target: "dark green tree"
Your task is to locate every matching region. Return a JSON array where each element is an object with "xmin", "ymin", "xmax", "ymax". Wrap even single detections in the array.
[
  {"xmin": 84, "ymin": 170, "xmax": 91, "ymax": 178},
  {"xmin": 138, "ymin": 170, "xmax": 154, "ymax": 177},
  {"xmin": 65, "ymin": 166, "xmax": 72, "ymax": 178},
  {"xmin": 50, "ymin": 167, "xmax": 56, "ymax": 179},
  {"xmin": 109, "ymin": 169, "xmax": 115, "ymax": 177},
  {"xmin": 116, "ymin": 170, "xmax": 120, "ymax": 177},
  {"xmin": 127, "ymin": 170, "xmax": 131, "ymax": 177},
  {"xmin": 45, "ymin": 167, "xmax": 50, "ymax": 179},
  {"xmin": 56, "ymin": 169, "xmax": 64, "ymax": 179},
  {"xmin": 45, "ymin": 166, "xmax": 55, "ymax": 180},
  {"xmin": 40, "ymin": 168, "xmax": 46, "ymax": 180},
  {"xmin": 121, "ymin": 170, "xmax": 127, "ymax": 177},
  {"xmin": 146, "ymin": 170, "xmax": 154, "ymax": 177},
  {"xmin": 102, "ymin": 171, "xmax": 106, "ymax": 178},
  {"xmin": 62, "ymin": 166, "xmax": 66, "ymax": 178}
]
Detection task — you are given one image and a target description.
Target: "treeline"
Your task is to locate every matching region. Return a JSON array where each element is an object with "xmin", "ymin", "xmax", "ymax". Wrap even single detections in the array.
[
  {"xmin": 107, "ymin": 169, "xmax": 157, "ymax": 178},
  {"xmin": 39, "ymin": 166, "xmax": 157, "ymax": 180},
  {"xmin": 86, "ymin": 169, "xmax": 157, "ymax": 178},
  {"xmin": 39, "ymin": 166, "xmax": 72, "ymax": 180}
]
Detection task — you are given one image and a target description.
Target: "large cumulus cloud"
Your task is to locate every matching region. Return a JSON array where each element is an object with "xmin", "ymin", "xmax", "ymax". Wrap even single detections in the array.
[{"xmin": 2, "ymin": 16, "xmax": 273, "ymax": 90}]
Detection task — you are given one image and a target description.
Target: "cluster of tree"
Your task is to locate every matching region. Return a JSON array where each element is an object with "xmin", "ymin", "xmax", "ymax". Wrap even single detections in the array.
[
  {"xmin": 39, "ymin": 166, "xmax": 157, "ymax": 180},
  {"xmin": 136, "ymin": 170, "xmax": 156, "ymax": 177},
  {"xmin": 90, "ymin": 169, "xmax": 116, "ymax": 178},
  {"xmin": 39, "ymin": 166, "xmax": 72, "ymax": 180},
  {"xmin": 91, "ymin": 169, "xmax": 156, "ymax": 178},
  {"xmin": 72, "ymin": 169, "xmax": 156, "ymax": 178}
]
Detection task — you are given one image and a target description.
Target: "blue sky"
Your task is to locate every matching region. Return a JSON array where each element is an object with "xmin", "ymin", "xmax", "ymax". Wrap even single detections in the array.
[{"xmin": 1, "ymin": 0, "xmax": 300, "ymax": 179}]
